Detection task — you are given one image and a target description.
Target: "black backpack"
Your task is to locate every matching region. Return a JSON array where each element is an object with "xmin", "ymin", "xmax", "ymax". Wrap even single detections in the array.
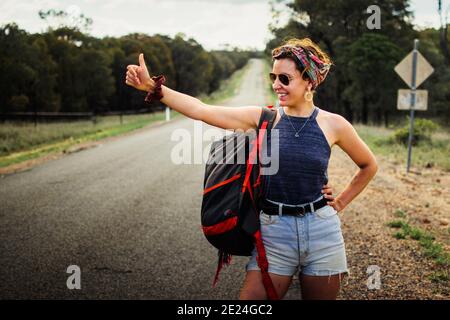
[{"xmin": 201, "ymin": 106, "xmax": 279, "ymax": 300}]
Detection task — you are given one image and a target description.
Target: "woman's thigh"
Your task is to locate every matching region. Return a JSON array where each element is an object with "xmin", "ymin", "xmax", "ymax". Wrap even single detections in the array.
[
  {"xmin": 299, "ymin": 273, "xmax": 346, "ymax": 300},
  {"xmin": 239, "ymin": 270, "xmax": 293, "ymax": 300}
]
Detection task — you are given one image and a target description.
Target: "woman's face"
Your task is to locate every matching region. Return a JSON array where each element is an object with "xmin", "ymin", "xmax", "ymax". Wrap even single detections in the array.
[{"xmin": 271, "ymin": 58, "xmax": 311, "ymax": 107}]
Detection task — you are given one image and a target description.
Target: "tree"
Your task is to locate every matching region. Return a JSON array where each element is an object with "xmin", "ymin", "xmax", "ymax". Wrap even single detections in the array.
[
  {"xmin": 418, "ymin": 28, "xmax": 450, "ymax": 123},
  {"xmin": 0, "ymin": 24, "xmax": 36, "ymax": 112},
  {"xmin": 29, "ymin": 36, "xmax": 59, "ymax": 112},
  {"xmin": 0, "ymin": 19, "xmax": 251, "ymax": 115},
  {"xmin": 343, "ymin": 33, "xmax": 402, "ymax": 125},
  {"xmin": 39, "ymin": 9, "xmax": 93, "ymax": 34},
  {"xmin": 166, "ymin": 35, "xmax": 214, "ymax": 96},
  {"xmin": 209, "ymin": 51, "xmax": 235, "ymax": 93},
  {"xmin": 267, "ymin": 0, "xmax": 416, "ymax": 125},
  {"xmin": 437, "ymin": 0, "xmax": 450, "ymax": 65},
  {"xmin": 78, "ymin": 49, "xmax": 115, "ymax": 113}
]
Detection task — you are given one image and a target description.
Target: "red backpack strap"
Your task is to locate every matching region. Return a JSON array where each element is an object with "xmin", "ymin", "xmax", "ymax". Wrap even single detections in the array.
[
  {"xmin": 245, "ymin": 179, "xmax": 279, "ymax": 300},
  {"xmin": 254, "ymin": 231, "xmax": 278, "ymax": 300},
  {"xmin": 244, "ymin": 115, "xmax": 279, "ymax": 300},
  {"xmin": 242, "ymin": 107, "xmax": 276, "ymax": 192},
  {"xmin": 212, "ymin": 251, "xmax": 232, "ymax": 288}
]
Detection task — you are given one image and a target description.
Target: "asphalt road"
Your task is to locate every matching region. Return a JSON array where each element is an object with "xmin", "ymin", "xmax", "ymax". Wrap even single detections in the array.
[{"xmin": 0, "ymin": 58, "xmax": 287, "ymax": 299}]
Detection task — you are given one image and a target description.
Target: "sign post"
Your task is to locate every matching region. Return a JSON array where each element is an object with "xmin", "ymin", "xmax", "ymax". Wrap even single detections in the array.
[
  {"xmin": 394, "ymin": 39, "xmax": 434, "ymax": 173},
  {"xmin": 406, "ymin": 40, "xmax": 419, "ymax": 173}
]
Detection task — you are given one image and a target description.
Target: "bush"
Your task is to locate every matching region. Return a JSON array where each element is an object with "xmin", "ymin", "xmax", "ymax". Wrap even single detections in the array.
[{"xmin": 394, "ymin": 117, "xmax": 439, "ymax": 145}]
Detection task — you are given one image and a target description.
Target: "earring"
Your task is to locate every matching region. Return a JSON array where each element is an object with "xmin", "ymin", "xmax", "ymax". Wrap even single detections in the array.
[{"xmin": 304, "ymin": 90, "xmax": 313, "ymax": 102}]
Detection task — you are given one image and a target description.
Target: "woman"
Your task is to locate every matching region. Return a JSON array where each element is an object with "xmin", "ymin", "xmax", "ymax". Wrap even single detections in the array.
[{"xmin": 125, "ymin": 38, "xmax": 377, "ymax": 300}]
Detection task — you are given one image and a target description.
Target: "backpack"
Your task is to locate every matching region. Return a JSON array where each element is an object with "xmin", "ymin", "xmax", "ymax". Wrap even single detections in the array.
[{"xmin": 200, "ymin": 106, "xmax": 279, "ymax": 300}]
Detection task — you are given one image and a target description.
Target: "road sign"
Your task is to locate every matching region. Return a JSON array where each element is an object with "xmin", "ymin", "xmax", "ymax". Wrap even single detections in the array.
[
  {"xmin": 394, "ymin": 51, "xmax": 434, "ymax": 88},
  {"xmin": 397, "ymin": 89, "xmax": 428, "ymax": 110},
  {"xmin": 394, "ymin": 40, "xmax": 435, "ymax": 173}
]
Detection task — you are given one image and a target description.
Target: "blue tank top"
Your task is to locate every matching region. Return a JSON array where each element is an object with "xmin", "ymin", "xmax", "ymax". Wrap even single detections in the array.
[{"xmin": 264, "ymin": 106, "xmax": 331, "ymax": 204}]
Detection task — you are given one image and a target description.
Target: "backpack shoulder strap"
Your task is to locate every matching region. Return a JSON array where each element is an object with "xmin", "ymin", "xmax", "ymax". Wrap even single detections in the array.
[{"xmin": 257, "ymin": 106, "xmax": 277, "ymax": 131}]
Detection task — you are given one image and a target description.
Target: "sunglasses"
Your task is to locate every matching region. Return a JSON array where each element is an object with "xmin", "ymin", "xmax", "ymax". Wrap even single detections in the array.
[{"xmin": 269, "ymin": 73, "xmax": 292, "ymax": 86}]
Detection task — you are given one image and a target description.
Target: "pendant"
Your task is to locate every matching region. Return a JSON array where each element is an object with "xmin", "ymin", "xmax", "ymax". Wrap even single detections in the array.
[{"xmin": 295, "ymin": 133, "xmax": 299, "ymax": 137}]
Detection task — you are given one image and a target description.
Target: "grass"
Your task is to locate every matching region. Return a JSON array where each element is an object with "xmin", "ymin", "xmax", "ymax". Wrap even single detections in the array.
[
  {"xmin": 0, "ymin": 112, "xmax": 179, "ymax": 168},
  {"xmin": 386, "ymin": 219, "xmax": 449, "ymax": 270},
  {"xmin": 387, "ymin": 217, "xmax": 449, "ymax": 292},
  {"xmin": 355, "ymin": 124, "xmax": 450, "ymax": 172},
  {"xmin": 428, "ymin": 270, "xmax": 449, "ymax": 284},
  {"xmin": 394, "ymin": 209, "xmax": 407, "ymax": 218},
  {"xmin": 0, "ymin": 62, "xmax": 249, "ymax": 169}
]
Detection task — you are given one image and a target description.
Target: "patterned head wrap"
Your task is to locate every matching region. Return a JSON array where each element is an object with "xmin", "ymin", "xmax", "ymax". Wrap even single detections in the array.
[{"xmin": 272, "ymin": 45, "xmax": 331, "ymax": 89}]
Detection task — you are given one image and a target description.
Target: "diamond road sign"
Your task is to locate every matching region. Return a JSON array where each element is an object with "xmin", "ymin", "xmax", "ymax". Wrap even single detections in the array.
[
  {"xmin": 394, "ymin": 51, "xmax": 434, "ymax": 88},
  {"xmin": 397, "ymin": 89, "xmax": 428, "ymax": 110}
]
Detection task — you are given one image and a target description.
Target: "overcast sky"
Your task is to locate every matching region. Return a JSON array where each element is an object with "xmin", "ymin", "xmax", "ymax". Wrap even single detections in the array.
[{"xmin": 0, "ymin": 0, "xmax": 444, "ymax": 50}]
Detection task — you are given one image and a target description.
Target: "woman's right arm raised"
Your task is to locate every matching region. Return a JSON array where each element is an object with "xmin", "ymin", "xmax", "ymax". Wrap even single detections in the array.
[{"xmin": 125, "ymin": 54, "xmax": 261, "ymax": 131}]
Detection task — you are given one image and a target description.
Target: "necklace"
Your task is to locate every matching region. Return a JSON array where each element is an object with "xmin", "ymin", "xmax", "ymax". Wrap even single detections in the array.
[{"xmin": 283, "ymin": 106, "xmax": 316, "ymax": 138}]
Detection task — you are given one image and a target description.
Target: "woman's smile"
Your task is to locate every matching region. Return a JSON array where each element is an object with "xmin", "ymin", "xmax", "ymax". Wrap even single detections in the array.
[{"xmin": 276, "ymin": 92, "xmax": 289, "ymax": 102}]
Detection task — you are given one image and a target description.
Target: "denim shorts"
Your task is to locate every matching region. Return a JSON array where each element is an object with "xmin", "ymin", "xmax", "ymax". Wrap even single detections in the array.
[{"xmin": 246, "ymin": 202, "xmax": 348, "ymax": 277}]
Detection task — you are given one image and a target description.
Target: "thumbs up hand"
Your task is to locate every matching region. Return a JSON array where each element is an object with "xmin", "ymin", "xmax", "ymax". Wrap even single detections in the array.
[{"xmin": 126, "ymin": 53, "xmax": 154, "ymax": 92}]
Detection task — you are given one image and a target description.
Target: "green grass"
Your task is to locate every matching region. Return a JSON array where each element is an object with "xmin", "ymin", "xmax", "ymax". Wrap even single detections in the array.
[
  {"xmin": 355, "ymin": 124, "xmax": 450, "ymax": 171},
  {"xmin": 0, "ymin": 112, "xmax": 179, "ymax": 168},
  {"xmin": 386, "ymin": 219, "xmax": 449, "ymax": 269},
  {"xmin": 387, "ymin": 217, "xmax": 449, "ymax": 291},
  {"xmin": 428, "ymin": 270, "xmax": 449, "ymax": 284},
  {"xmin": 394, "ymin": 209, "xmax": 407, "ymax": 218},
  {"xmin": 386, "ymin": 220, "xmax": 409, "ymax": 229},
  {"xmin": 393, "ymin": 232, "xmax": 407, "ymax": 239}
]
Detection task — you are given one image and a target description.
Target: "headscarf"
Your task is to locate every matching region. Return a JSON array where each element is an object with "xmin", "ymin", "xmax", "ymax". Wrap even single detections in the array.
[{"xmin": 272, "ymin": 46, "xmax": 331, "ymax": 89}]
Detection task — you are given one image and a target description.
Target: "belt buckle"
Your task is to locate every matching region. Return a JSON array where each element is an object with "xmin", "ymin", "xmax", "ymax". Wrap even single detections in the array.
[{"xmin": 296, "ymin": 206, "xmax": 306, "ymax": 217}]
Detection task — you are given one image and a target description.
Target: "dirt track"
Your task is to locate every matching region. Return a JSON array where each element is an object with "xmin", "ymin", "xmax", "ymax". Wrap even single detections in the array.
[{"xmin": 328, "ymin": 147, "xmax": 449, "ymax": 299}]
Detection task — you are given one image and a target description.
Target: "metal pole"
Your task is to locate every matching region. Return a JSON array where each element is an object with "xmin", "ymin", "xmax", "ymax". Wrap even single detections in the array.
[
  {"xmin": 34, "ymin": 106, "xmax": 37, "ymax": 128},
  {"xmin": 165, "ymin": 107, "xmax": 170, "ymax": 121},
  {"xmin": 406, "ymin": 39, "xmax": 419, "ymax": 173}
]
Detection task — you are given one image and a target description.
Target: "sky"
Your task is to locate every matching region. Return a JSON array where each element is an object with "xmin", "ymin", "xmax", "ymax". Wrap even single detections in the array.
[{"xmin": 0, "ymin": 0, "xmax": 445, "ymax": 51}]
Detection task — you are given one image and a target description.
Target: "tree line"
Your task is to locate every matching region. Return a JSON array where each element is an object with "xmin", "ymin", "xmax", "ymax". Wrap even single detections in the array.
[
  {"xmin": 0, "ymin": 23, "xmax": 252, "ymax": 116},
  {"xmin": 266, "ymin": 0, "xmax": 450, "ymax": 126}
]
